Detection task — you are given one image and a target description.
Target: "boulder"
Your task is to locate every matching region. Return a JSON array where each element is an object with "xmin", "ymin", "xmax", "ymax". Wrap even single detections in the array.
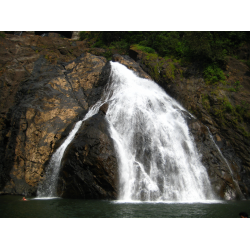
[{"xmin": 58, "ymin": 110, "xmax": 118, "ymax": 199}]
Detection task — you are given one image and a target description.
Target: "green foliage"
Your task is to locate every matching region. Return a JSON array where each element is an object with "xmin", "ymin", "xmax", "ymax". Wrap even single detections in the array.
[
  {"xmin": 184, "ymin": 32, "xmax": 213, "ymax": 61},
  {"xmin": 133, "ymin": 44, "xmax": 156, "ymax": 54},
  {"xmin": 212, "ymin": 96, "xmax": 250, "ymax": 136},
  {"xmin": 206, "ymin": 87, "xmax": 250, "ymax": 136},
  {"xmin": 102, "ymin": 50, "xmax": 113, "ymax": 61},
  {"xmin": 228, "ymin": 80, "xmax": 242, "ymax": 92},
  {"xmin": 203, "ymin": 64, "xmax": 226, "ymax": 84},
  {"xmin": 223, "ymin": 98, "xmax": 233, "ymax": 113},
  {"xmin": 212, "ymin": 97, "xmax": 234, "ymax": 122},
  {"xmin": 221, "ymin": 80, "xmax": 230, "ymax": 86},
  {"xmin": 110, "ymin": 40, "xmax": 129, "ymax": 51},
  {"xmin": 235, "ymin": 101, "xmax": 250, "ymax": 116},
  {"xmin": 236, "ymin": 105, "xmax": 246, "ymax": 116},
  {"xmin": 92, "ymin": 40, "xmax": 105, "ymax": 48},
  {"xmin": 238, "ymin": 126, "xmax": 250, "ymax": 137},
  {"xmin": 150, "ymin": 32, "xmax": 185, "ymax": 58},
  {"xmin": 210, "ymin": 90, "xmax": 219, "ymax": 98},
  {"xmin": 234, "ymin": 80, "xmax": 242, "ymax": 91},
  {"xmin": 0, "ymin": 32, "xmax": 5, "ymax": 38},
  {"xmin": 78, "ymin": 31, "xmax": 250, "ymax": 66},
  {"xmin": 201, "ymin": 94, "xmax": 210, "ymax": 111},
  {"xmin": 214, "ymin": 107, "xmax": 224, "ymax": 118},
  {"xmin": 164, "ymin": 62, "xmax": 176, "ymax": 80},
  {"xmin": 79, "ymin": 31, "xmax": 88, "ymax": 41}
]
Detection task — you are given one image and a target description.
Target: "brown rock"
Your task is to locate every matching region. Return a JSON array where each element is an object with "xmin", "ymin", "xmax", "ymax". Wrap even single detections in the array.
[
  {"xmin": 112, "ymin": 54, "xmax": 152, "ymax": 80},
  {"xmin": 100, "ymin": 103, "xmax": 109, "ymax": 115},
  {"xmin": 0, "ymin": 34, "xmax": 110, "ymax": 196},
  {"xmin": 58, "ymin": 111, "xmax": 118, "ymax": 199}
]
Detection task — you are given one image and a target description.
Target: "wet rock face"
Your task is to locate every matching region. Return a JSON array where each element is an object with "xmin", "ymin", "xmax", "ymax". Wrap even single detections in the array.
[
  {"xmin": 58, "ymin": 110, "xmax": 118, "ymax": 199},
  {"xmin": 187, "ymin": 117, "xmax": 244, "ymax": 200},
  {"xmin": 0, "ymin": 33, "xmax": 111, "ymax": 195},
  {"xmin": 112, "ymin": 54, "xmax": 152, "ymax": 80}
]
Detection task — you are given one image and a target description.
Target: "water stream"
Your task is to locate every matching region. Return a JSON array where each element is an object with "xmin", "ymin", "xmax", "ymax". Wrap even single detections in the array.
[
  {"xmin": 206, "ymin": 127, "xmax": 244, "ymax": 199},
  {"xmin": 37, "ymin": 62, "xmax": 215, "ymax": 201}
]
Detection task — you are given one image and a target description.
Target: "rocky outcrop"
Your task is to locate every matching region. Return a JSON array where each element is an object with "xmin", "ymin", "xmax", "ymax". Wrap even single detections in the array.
[
  {"xmin": 58, "ymin": 109, "xmax": 118, "ymax": 199},
  {"xmin": 112, "ymin": 54, "xmax": 152, "ymax": 80},
  {"xmin": 0, "ymin": 33, "xmax": 112, "ymax": 196},
  {"xmin": 187, "ymin": 116, "xmax": 244, "ymax": 199}
]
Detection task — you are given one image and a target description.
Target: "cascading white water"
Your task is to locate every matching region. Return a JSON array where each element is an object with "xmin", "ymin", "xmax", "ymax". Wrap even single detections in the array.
[
  {"xmin": 106, "ymin": 62, "xmax": 215, "ymax": 201},
  {"xmin": 37, "ymin": 61, "xmax": 215, "ymax": 201}
]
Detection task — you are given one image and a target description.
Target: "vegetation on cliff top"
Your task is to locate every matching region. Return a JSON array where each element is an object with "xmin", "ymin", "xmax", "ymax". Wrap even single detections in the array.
[
  {"xmin": 80, "ymin": 31, "xmax": 250, "ymax": 66},
  {"xmin": 79, "ymin": 31, "xmax": 250, "ymax": 86}
]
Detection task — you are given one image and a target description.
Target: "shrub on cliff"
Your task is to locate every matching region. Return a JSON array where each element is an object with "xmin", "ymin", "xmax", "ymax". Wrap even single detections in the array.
[
  {"xmin": 109, "ymin": 40, "xmax": 130, "ymax": 51},
  {"xmin": 132, "ymin": 44, "xmax": 156, "ymax": 54},
  {"xmin": 203, "ymin": 64, "xmax": 226, "ymax": 84},
  {"xmin": 223, "ymin": 98, "xmax": 233, "ymax": 113},
  {"xmin": 184, "ymin": 32, "xmax": 221, "ymax": 64},
  {"xmin": 79, "ymin": 31, "xmax": 87, "ymax": 41},
  {"xmin": 148, "ymin": 32, "xmax": 185, "ymax": 58},
  {"xmin": 236, "ymin": 101, "xmax": 250, "ymax": 119}
]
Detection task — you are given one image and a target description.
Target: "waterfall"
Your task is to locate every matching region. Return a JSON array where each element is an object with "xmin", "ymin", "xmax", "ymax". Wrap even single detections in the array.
[
  {"xmin": 37, "ymin": 61, "xmax": 215, "ymax": 201},
  {"xmin": 106, "ymin": 62, "xmax": 214, "ymax": 201}
]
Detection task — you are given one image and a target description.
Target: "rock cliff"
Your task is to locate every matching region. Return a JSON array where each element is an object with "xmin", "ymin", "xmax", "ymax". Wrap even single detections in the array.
[{"xmin": 0, "ymin": 33, "xmax": 111, "ymax": 196}]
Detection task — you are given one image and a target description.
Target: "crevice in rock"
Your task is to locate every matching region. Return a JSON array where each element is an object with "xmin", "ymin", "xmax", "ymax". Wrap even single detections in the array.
[{"xmin": 61, "ymin": 65, "xmax": 85, "ymax": 112}]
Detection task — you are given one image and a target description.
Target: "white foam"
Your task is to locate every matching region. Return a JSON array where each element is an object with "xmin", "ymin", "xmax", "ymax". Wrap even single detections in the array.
[
  {"xmin": 32, "ymin": 197, "xmax": 61, "ymax": 200},
  {"xmin": 112, "ymin": 200, "xmax": 224, "ymax": 204}
]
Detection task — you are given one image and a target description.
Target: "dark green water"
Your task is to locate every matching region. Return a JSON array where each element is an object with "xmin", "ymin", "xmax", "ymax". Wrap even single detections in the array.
[{"xmin": 0, "ymin": 195, "xmax": 249, "ymax": 218}]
